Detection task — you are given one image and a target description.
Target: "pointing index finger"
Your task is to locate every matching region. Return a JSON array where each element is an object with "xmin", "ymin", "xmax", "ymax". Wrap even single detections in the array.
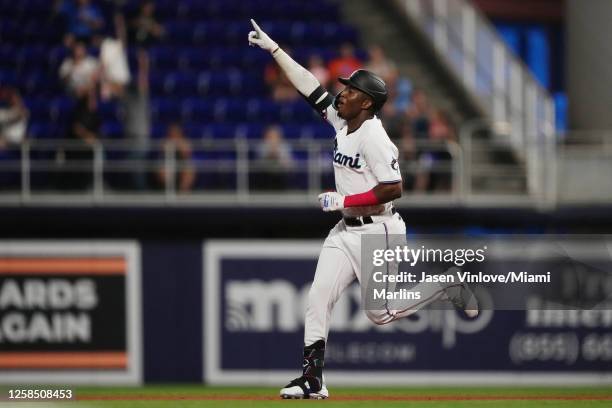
[{"xmin": 250, "ymin": 19, "xmax": 261, "ymax": 32}]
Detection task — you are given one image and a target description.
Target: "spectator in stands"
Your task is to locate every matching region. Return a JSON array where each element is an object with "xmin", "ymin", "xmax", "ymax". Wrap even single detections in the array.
[
  {"xmin": 58, "ymin": 88, "xmax": 100, "ymax": 190},
  {"xmin": 156, "ymin": 123, "xmax": 196, "ymax": 193},
  {"xmin": 365, "ymin": 45, "xmax": 395, "ymax": 83},
  {"xmin": 380, "ymin": 100, "xmax": 404, "ymax": 143},
  {"xmin": 410, "ymin": 108, "xmax": 457, "ymax": 193},
  {"xmin": 0, "ymin": 86, "xmax": 28, "ymax": 150},
  {"xmin": 307, "ymin": 55, "xmax": 330, "ymax": 89},
  {"xmin": 429, "ymin": 109, "xmax": 456, "ymax": 142},
  {"xmin": 397, "ymin": 122, "xmax": 416, "ymax": 191},
  {"xmin": 265, "ymin": 51, "xmax": 299, "ymax": 102},
  {"xmin": 387, "ymin": 67, "xmax": 412, "ymax": 112},
  {"xmin": 58, "ymin": 0, "xmax": 105, "ymax": 46},
  {"xmin": 99, "ymin": 12, "xmax": 130, "ymax": 99},
  {"xmin": 122, "ymin": 49, "xmax": 151, "ymax": 190},
  {"xmin": 252, "ymin": 125, "xmax": 294, "ymax": 190},
  {"xmin": 366, "ymin": 45, "xmax": 413, "ymax": 142},
  {"xmin": 129, "ymin": 0, "xmax": 165, "ymax": 49},
  {"xmin": 380, "ymin": 67, "xmax": 413, "ymax": 141},
  {"xmin": 406, "ymin": 88, "xmax": 431, "ymax": 139},
  {"xmin": 328, "ymin": 43, "xmax": 362, "ymax": 93},
  {"xmin": 59, "ymin": 40, "xmax": 100, "ymax": 99},
  {"xmin": 427, "ymin": 109, "xmax": 456, "ymax": 191}
]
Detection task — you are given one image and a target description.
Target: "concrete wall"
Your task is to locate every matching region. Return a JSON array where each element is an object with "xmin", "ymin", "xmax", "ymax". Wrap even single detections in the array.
[{"xmin": 567, "ymin": 0, "xmax": 612, "ymax": 130}]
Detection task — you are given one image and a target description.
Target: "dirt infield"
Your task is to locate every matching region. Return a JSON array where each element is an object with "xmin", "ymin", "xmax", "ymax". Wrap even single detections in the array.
[{"xmin": 77, "ymin": 394, "xmax": 612, "ymax": 402}]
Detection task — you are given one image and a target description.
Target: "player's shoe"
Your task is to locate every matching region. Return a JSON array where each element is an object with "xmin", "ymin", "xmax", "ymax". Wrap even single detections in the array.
[
  {"xmin": 443, "ymin": 269, "xmax": 479, "ymax": 317},
  {"xmin": 280, "ymin": 376, "xmax": 329, "ymax": 399}
]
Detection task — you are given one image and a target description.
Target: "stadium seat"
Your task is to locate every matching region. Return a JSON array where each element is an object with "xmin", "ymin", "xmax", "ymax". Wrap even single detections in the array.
[
  {"xmin": 151, "ymin": 98, "xmax": 182, "ymax": 121},
  {"xmin": 101, "ymin": 121, "xmax": 123, "ymax": 139},
  {"xmin": 0, "ymin": 0, "xmax": 355, "ymax": 164},
  {"xmin": 179, "ymin": 98, "xmax": 215, "ymax": 122}
]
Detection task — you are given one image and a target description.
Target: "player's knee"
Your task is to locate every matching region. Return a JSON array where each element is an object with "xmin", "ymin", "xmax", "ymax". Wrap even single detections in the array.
[
  {"xmin": 307, "ymin": 284, "xmax": 321, "ymax": 305},
  {"xmin": 307, "ymin": 283, "xmax": 331, "ymax": 309},
  {"xmin": 365, "ymin": 310, "xmax": 392, "ymax": 325}
]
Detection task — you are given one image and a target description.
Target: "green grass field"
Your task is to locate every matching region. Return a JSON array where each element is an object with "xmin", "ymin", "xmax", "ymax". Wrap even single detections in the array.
[{"xmin": 2, "ymin": 386, "xmax": 612, "ymax": 407}]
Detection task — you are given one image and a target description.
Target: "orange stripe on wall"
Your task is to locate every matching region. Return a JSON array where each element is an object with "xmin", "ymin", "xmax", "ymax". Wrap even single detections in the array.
[
  {"xmin": 0, "ymin": 258, "xmax": 126, "ymax": 275},
  {"xmin": 0, "ymin": 351, "xmax": 127, "ymax": 368}
]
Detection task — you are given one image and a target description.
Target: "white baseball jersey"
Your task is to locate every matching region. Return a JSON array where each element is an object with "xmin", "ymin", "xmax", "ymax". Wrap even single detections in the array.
[
  {"xmin": 323, "ymin": 105, "xmax": 401, "ymax": 217},
  {"xmin": 303, "ymin": 100, "xmax": 451, "ymax": 348}
]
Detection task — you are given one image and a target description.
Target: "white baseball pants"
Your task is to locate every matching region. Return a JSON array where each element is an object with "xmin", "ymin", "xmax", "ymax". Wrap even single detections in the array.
[{"xmin": 304, "ymin": 212, "xmax": 448, "ymax": 345}]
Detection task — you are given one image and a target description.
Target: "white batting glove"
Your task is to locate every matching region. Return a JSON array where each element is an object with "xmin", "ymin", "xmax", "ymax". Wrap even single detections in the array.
[
  {"xmin": 248, "ymin": 19, "xmax": 278, "ymax": 53},
  {"xmin": 318, "ymin": 192, "xmax": 345, "ymax": 212}
]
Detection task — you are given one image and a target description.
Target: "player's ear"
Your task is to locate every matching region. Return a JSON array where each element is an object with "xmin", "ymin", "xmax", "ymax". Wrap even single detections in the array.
[{"xmin": 361, "ymin": 96, "xmax": 373, "ymax": 111}]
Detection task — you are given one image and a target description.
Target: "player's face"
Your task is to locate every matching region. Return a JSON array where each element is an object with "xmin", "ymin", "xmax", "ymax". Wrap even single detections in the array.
[{"xmin": 336, "ymin": 86, "xmax": 372, "ymax": 119}]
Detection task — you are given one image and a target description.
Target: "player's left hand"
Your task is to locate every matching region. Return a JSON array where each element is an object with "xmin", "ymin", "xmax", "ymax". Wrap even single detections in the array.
[{"xmin": 318, "ymin": 192, "xmax": 345, "ymax": 212}]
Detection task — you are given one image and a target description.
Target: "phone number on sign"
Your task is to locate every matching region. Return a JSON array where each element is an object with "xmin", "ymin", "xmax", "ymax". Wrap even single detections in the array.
[{"xmin": 7, "ymin": 389, "xmax": 74, "ymax": 400}]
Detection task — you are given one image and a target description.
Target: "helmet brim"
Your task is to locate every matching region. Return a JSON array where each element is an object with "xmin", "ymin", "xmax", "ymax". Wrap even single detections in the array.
[{"xmin": 338, "ymin": 77, "xmax": 375, "ymax": 101}]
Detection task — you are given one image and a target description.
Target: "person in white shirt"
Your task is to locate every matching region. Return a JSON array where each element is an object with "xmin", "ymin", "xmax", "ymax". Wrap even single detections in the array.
[
  {"xmin": 248, "ymin": 20, "xmax": 478, "ymax": 400},
  {"xmin": 59, "ymin": 41, "xmax": 99, "ymax": 98},
  {"xmin": 0, "ymin": 87, "xmax": 28, "ymax": 148}
]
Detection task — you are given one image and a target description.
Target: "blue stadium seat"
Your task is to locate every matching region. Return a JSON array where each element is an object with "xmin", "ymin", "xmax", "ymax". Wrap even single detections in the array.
[
  {"xmin": 149, "ymin": 47, "xmax": 180, "ymax": 70},
  {"xmin": 181, "ymin": 123, "xmax": 206, "ymax": 139},
  {"xmin": 301, "ymin": 123, "xmax": 332, "ymax": 139},
  {"xmin": 47, "ymin": 46, "xmax": 69, "ymax": 70},
  {"xmin": 49, "ymin": 98, "xmax": 74, "ymax": 122},
  {"xmin": 151, "ymin": 123, "xmax": 167, "ymax": 139},
  {"xmin": 101, "ymin": 121, "xmax": 123, "ymax": 139},
  {"xmin": 29, "ymin": 122, "xmax": 66, "ymax": 139},
  {"xmin": 0, "ymin": 0, "xmax": 356, "ymax": 159},
  {"xmin": 16, "ymin": 45, "xmax": 51, "ymax": 71},
  {"xmin": 164, "ymin": 21, "xmax": 195, "ymax": 44},
  {"xmin": 236, "ymin": 123, "xmax": 264, "ymax": 139},
  {"xmin": 98, "ymin": 101, "xmax": 121, "ymax": 122},
  {"xmin": 180, "ymin": 98, "xmax": 215, "ymax": 122},
  {"xmin": 280, "ymin": 101, "xmax": 316, "ymax": 122},
  {"xmin": 280, "ymin": 124, "xmax": 306, "ymax": 140},
  {"xmin": 245, "ymin": 99, "xmax": 279, "ymax": 122},
  {"xmin": 201, "ymin": 123, "xmax": 238, "ymax": 139},
  {"xmin": 526, "ymin": 27, "xmax": 550, "ymax": 89},
  {"xmin": 151, "ymin": 98, "xmax": 182, "ymax": 121},
  {"xmin": 554, "ymin": 92, "xmax": 567, "ymax": 132},
  {"xmin": 18, "ymin": 72, "xmax": 62, "ymax": 95}
]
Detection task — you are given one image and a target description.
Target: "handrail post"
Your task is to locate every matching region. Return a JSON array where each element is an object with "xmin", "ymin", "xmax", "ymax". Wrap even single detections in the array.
[
  {"xmin": 447, "ymin": 140, "xmax": 464, "ymax": 201},
  {"xmin": 164, "ymin": 140, "xmax": 176, "ymax": 201},
  {"xmin": 235, "ymin": 137, "xmax": 249, "ymax": 201},
  {"xmin": 21, "ymin": 140, "xmax": 30, "ymax": 203},
  {"xmin": 93, "ymin": 141, "xmax": 104, "ymax": 202},
  {"xmin": 307, "ymin": 141, "xmax": 321, "ymax": 197},
  {"xmin": 459, "ymin": 120, "xmax": 478, "ymax": 199}
]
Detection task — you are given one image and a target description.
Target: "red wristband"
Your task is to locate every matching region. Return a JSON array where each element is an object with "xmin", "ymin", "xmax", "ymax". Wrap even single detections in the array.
[{"xmin": 343, "ymin": 189, "xmax": 380, "ymax": 207}]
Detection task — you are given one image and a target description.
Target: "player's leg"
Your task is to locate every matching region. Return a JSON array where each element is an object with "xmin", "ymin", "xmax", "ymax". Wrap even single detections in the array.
[
  {"xmin": 366, "ymin": 270, "xmax": 478, "ymax": 324},
  {"xmin": 304, "ymin": 246, "xmax": 356, "ymax": 345},
  {"xmin": 280, "ymin": 246, "xmax": 355, "ymax": 399},
  {"xmin": 364, "ymin": 216, "xmax": 478, "ymax": 325}
]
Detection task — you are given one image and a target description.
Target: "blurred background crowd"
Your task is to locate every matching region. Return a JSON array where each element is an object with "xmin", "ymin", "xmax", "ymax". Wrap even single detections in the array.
[{"xmin": 0, "ymin": 0, "xmax": 497, "ymax": 194}]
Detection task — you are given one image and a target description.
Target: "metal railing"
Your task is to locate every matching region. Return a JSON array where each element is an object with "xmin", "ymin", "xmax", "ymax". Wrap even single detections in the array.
[
  {"xmin": 555, "ymin": 132, "xmax": 612, "ymax": 204},
  {"xmin": 0, "ymin": 138, "xmax": 467, "ymax": 206},
  {"xmin": 395, "ymin": 0, "xmax": 556, "ymax": 197}
]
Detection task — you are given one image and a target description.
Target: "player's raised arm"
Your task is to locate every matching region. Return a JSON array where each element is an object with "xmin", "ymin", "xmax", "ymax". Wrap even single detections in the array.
[{"xmin": 248, "ymin": 19, "xmax": 335, "ymax": 115}]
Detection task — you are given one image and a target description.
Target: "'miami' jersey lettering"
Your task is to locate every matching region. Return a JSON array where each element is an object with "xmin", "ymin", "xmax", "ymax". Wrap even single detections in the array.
[
  {"xmin": 321, "ymin": 104, "xmax": 401, "ymax": 216},
  {"xmin": 333, "ymin": 149, "xmax": 361, "ymax": 169}
]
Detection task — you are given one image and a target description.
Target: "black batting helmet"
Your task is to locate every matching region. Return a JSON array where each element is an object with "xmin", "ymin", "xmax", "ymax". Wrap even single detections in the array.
[{"xmin": 335, "ymin": 69, "xmax": 388, "ymax": 112}]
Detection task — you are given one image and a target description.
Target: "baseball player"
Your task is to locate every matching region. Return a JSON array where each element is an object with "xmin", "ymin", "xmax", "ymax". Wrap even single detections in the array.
[{"xmin": 248, "ymin": 19, "xmax": 478, "ymax": 399}]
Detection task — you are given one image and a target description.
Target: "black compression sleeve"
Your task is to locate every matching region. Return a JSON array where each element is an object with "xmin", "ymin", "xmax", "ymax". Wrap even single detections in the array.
[{"xmin": 302, "ymin": 85, "xmax": 334, "ymax": 113}]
